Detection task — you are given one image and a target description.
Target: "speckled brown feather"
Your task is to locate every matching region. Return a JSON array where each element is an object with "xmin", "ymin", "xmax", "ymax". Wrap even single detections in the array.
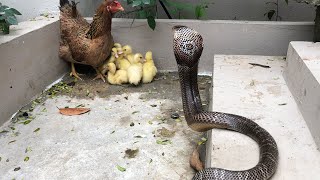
[
  {"xmin": 59, "ymin": 0, "xmax": 114, "ymax": 68},
  {"xmin": 172, "ymin": 26, "xmax": 278, "ymax": 180}
]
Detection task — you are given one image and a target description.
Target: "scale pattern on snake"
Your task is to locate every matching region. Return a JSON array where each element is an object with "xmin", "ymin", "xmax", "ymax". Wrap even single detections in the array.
[{"xmin": 172, "ymin": 25, "xmax": 279, "ymax": 180}]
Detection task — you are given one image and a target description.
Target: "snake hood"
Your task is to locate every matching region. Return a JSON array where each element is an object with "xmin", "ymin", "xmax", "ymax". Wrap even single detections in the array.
[{"xmin": 173, "ymin": 26, "xmax": 203, "ymax": 67}]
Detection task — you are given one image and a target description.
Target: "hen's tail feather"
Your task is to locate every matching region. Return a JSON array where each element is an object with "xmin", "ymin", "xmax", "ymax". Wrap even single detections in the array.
[
  {"xmin": 71, "ymin": 1, "xmax": 80, "ymax": 18},
  {"xmin": 60, "ymin": 0, "xmax": 70, "ymax": 7}
]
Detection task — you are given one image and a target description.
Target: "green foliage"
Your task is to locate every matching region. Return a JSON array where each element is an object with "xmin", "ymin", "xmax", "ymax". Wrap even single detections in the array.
[
  {"xmin": 0, "ymin": 3, "xmax": 22, "ymax": 34},
  {"xmin": 121, "ymin": 0, "xmax": 213, "ymax": 30}
]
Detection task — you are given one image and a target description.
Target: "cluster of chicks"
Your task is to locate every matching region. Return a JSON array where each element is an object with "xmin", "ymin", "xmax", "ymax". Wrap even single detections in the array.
[{"xmin": 99, "ymin": 43, "xmax": 157, "ymax": 85}]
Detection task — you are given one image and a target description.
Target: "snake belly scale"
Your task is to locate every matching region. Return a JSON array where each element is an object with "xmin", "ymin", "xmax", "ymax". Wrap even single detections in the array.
[{"xmin": 172, "ymin": 25, "xmax": 278, "ymax": 180}]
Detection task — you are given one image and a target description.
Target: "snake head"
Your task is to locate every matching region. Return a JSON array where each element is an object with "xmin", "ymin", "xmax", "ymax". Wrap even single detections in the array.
[{"xmin": 172, "ymin": 25, "xmax": 203, "ymax": 67}]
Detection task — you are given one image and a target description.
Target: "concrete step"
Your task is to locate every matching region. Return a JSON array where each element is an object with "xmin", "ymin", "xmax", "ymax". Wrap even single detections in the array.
[
  {"xmin": 207, "ymin": 55, "xmax": 320, "ymax": 180},
  {"xmin": 284, "ymin": 41, "xmax": 320, "ymax": 148}
]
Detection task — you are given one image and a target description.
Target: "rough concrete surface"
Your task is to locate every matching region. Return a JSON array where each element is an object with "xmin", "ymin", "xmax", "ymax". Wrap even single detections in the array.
[
  {"xmin": 0, "ymin": 16, "xmax": 67, "ymax": 126},
  {"xmin": 284, "ymin": 41, "xmax": 320, "ymax": 148},
  {"xmin": 210, "ymin": 55, "xmax": 320, "ymax": 180},
  {"xmin": 0, "ymin": 73, "xmax": 211, "ymax": 180}
]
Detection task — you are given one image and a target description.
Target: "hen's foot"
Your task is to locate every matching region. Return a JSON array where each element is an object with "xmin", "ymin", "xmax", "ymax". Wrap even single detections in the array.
[
  {"xmin": 92, "ymin": 68, "xmax": 106, "ymax": 82},
  {"xmin": 70, "ymin": 63, "xmax": 83, "ymax": 80},
  {"xmin": 190, "ymin": 146, "xmax": 204, "ymax": 171}
]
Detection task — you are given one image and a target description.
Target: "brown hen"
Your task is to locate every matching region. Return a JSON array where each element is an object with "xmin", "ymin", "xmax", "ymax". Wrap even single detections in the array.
[{"xmin": 59, "ymin": 0, "xmax": 124, "ymax": 81}]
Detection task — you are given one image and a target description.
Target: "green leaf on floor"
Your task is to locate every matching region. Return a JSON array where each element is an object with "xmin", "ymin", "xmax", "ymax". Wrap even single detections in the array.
[
  {"xmin": 34, "ymin": 128, "xmax": 40, "ymax": 133},
  {"xmin": 24, "ymin": 157, "xmax": 29, "ymax": 162},
  {"xmin": 21, "ymin": 120, "xmax": 32, "ymax": 125},
  {"xmin": 116, "ymin": 165, "xmax": 126, "ymax": 172},
  {"xmin": 75, "ymin": 104, "xmax": 85, "ymax": 108},
  {"xmin": 198, "ymin": 137, "xmax": 208, "ymax": 145},
  {"xmin": 156, "ymin": 139, "xmax": 172, "ymax": 145},
  {"xmin": 132, "ymin": 111, "xmax": 139, "ymax": 114},
  {"xmin": 0, "ymin": 130, "xmax": 9, "ymax": 134},
  {"xmin": 25, "ymin": 147, "xmax": 32, "ymax": 153},
  {"xmin": 8, "ymin": 140, "xmax": 16, "ymax": 144}
]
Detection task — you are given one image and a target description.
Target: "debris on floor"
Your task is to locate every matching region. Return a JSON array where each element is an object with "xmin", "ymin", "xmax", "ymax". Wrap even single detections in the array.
[{"xmin": 0, "ymin": 73, "xmax": 211, "ymax": 180}]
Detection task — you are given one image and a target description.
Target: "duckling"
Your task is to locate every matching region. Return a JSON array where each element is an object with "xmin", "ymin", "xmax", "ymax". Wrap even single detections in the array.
[
  {"xmin": 122, "ymin": 45, "xmax": 134, "ymax": 61},
  {"xmin": 114, "ymin": 43, "xmax": 123, "ymax": 55},
  {"xmin": 122, "ymin": 45, "xmax": 133, "ymax": 58},
  {"xmin": 116, "ymin": 55, "xmax": 131, "ymax": 70},
  {"xmin": 98, "ymin": 48, "xmax": 118, "ymax": 76},
  {"xmin": 127, "ymin": 53, "xmax": 144, "ymax": 85},
  {"xmin": 109, "ymin": 47, "xmax": 119, "ymax": 61},
  {"xmin": 142, "ymin": 51, "xmax": 157, "ymax": 83},
  {"xmin": 107, "ymin": 62, "xmax": 128, "ymax": 85}
]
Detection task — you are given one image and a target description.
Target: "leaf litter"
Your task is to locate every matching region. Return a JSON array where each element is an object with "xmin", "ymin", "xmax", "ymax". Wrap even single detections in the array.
[{"xmin": 59, "ymin": 108, "xmax": 90, "ymax": 116}]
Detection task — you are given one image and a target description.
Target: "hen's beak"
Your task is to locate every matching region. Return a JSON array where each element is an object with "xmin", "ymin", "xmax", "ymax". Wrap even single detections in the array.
[{"xmin": 118, "ymin": 6, "xmax": 124, "ymax": 11}]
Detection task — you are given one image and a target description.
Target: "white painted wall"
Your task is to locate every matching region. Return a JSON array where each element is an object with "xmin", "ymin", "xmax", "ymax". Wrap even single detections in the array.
[{"xmin": 1, "ymin": 0, "xmax": 59, "ymax": 21}]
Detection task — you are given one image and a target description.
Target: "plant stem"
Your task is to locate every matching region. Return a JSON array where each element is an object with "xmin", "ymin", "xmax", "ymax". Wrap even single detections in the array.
[
  {"xmin": 314, "ymin": 5, "xmax": 320, "ymax": 42},
  {"xmin": 276, "ymin": 0, "xmax": 279, "ymax": 21},
  {"xmin": 159, "ymin": 0, "xmax": 172, "ymax": 19}
]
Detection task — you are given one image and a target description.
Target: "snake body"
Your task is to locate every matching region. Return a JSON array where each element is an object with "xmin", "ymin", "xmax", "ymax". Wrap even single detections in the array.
[{"xmin": 172, "ymin": 26, "xmax": 278, "ymax": 180}]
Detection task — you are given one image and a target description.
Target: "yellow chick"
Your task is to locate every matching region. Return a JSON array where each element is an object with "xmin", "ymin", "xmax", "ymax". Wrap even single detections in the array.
[
  {"xmin": 122, "ymin": 45, "xmax": 133, "ymax": 59},
  {"xmin": 114, "ymin": 43, "xmax": 123, "ymax": 55},
  {"xmin": 142, "ymin": 51, "xmax": 157, "ymax": 83},
  {"xmin": 107, "ymin": 62, "xmax": 128, "ymax": 85},
  {"xmin": 116, "ymin": 55, "xmax": 131, "ymax": 70},
  {"xmin": 98, "ymin": 48, "xmax": 118, "ymax": 76},
  {"xmin": 127, "ymin": 53, "xmax": 144, "ymax": 85},
  {"xmin": 109, "ymin": 47, "xmax": 119, "ymax": 61}
]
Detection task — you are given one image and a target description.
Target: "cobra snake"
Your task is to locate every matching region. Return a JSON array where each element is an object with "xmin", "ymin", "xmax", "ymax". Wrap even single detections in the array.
[{"xmin": 172, "ymin": 25, "xmax": 278, "ymax": 180}]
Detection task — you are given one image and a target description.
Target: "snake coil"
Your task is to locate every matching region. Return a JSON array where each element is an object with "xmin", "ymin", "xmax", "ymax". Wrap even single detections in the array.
[{"xmin": 172, "ymin": 25, "xmax": 278, "ymax": 180}]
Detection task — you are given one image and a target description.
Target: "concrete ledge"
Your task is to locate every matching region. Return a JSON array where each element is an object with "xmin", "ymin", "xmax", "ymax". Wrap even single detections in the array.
[
  {"xmin": 284, "ymin": 41, "xmax": 320, "ymax": 148},
  {"xmin": 210, "ymin": 55, "xmax": 320, "ymax": 179},
  {"xmin": 0, "ymin": 17, "xmax": 68, "ymax": 125}
]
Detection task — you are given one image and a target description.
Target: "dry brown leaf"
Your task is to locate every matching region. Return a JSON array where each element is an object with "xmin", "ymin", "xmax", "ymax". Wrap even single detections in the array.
[
  {"xmin": 190, "ymin": 146, "xmax": 204, "ymax": 171},
  {"xmin": 59, "ymin": 108, "xmax": 90, "ymax": 116}
]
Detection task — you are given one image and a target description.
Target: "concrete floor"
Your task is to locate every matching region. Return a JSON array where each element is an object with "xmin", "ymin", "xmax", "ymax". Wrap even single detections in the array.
[
  {"xmin": 0, "ymin": 73, "xmax": 211, "ymax": 180},
  {"xmin": 210, "ymin": 55, "xmax": 320, "ymax": 180}
]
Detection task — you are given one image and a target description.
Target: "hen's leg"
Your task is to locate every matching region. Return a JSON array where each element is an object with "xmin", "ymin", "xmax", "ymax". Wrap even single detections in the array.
[
  {"xmin": 70, "ymin": 63, "xmax": 83, "ymax": 80},
  {"xmin": 93, "ymin": 67, "xmax": 106, "ymax": 82},
  {"xmin": 59, "ymin": 44, "xmax": 83, "ymax": 80}
]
